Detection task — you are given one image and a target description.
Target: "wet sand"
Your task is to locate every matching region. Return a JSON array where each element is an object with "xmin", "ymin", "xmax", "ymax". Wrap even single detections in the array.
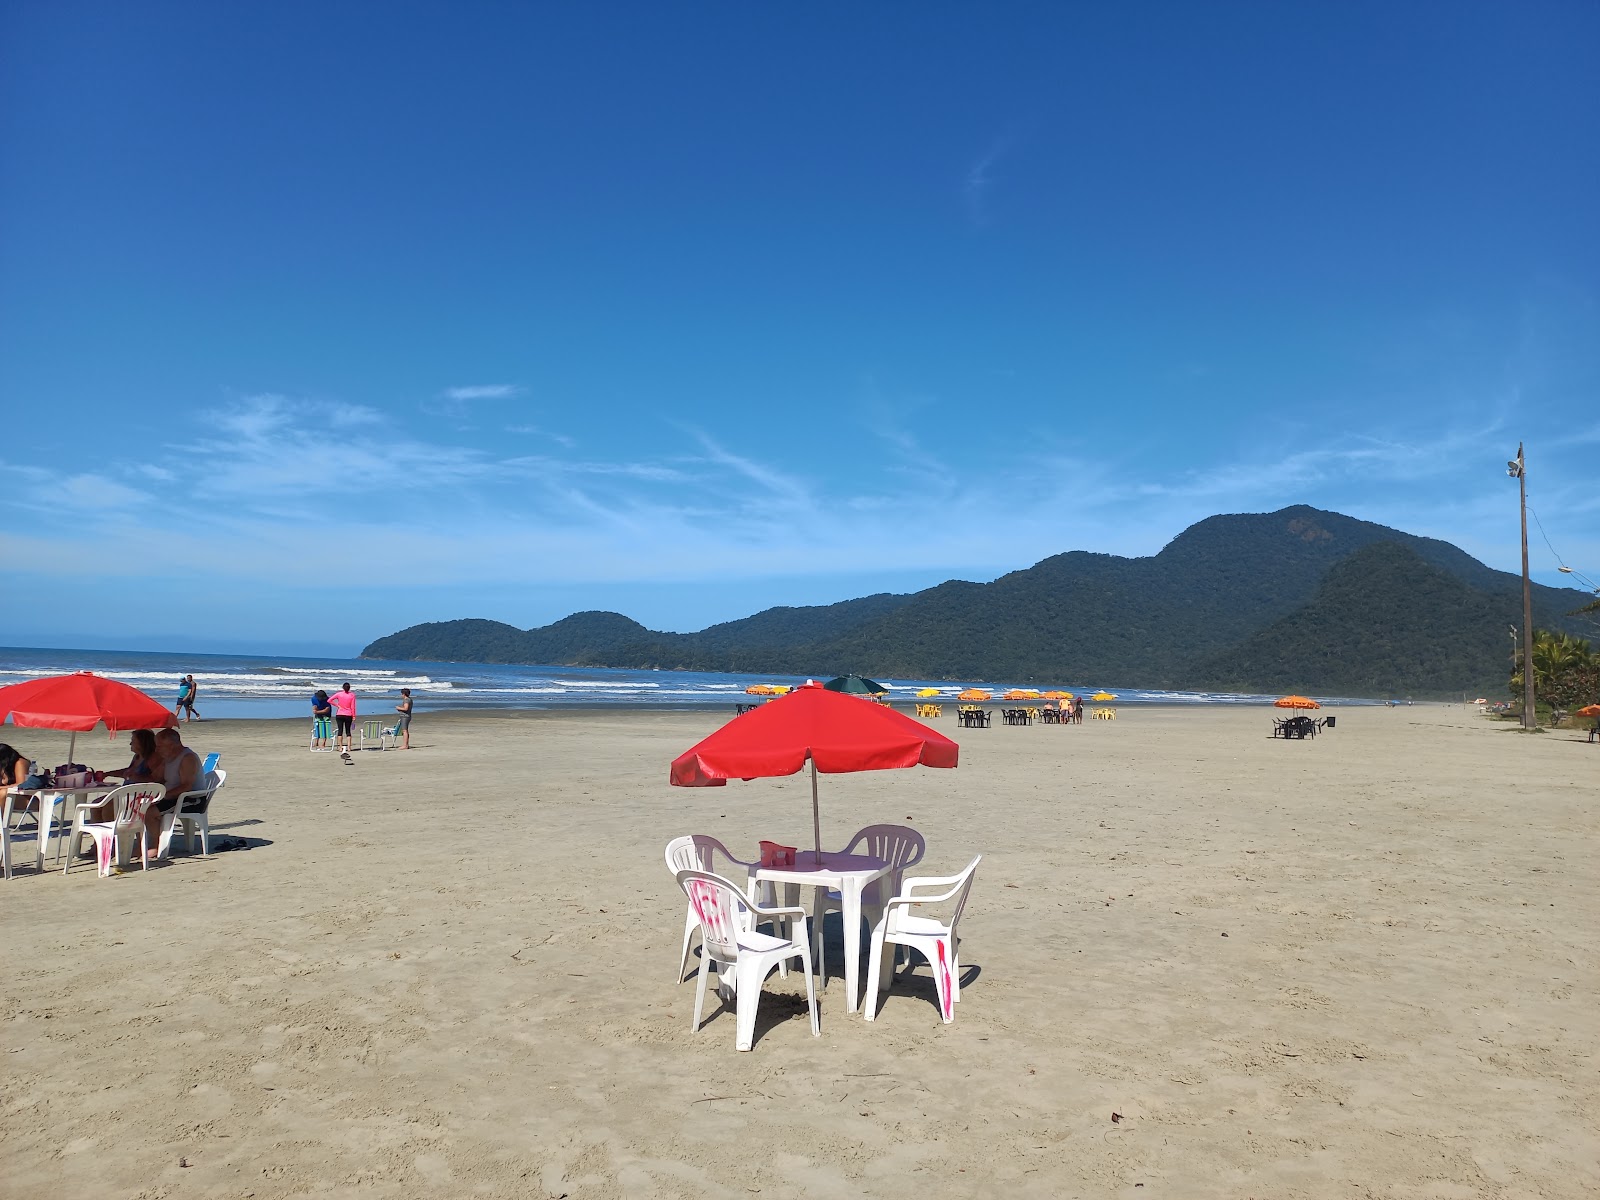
[{"xmin": 2, "ymin": 703, "xmax": 1595, "ymax": 1198}]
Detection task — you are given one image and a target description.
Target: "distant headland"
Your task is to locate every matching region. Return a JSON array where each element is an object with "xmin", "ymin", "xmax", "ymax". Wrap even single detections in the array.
[{"xmin": 362, "ymin": 506, "xmax": 1594, "ymax": 698}]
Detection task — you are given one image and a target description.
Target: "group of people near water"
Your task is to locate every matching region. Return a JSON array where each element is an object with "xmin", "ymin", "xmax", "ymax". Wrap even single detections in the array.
[
  {"xmin": 0, "ymin": 726, "xmax": 206, "ymax": 862},
  {"xmin": 309, "ymin": 683, "xmax": 413, "ymax": 752}
]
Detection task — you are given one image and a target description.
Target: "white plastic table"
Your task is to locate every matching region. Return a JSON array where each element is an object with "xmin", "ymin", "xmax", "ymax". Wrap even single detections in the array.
[
  {"xmin": 753, "ymin": 850, "xmax": 892, "ymax": 1014},
  {"xmin": 5, "ymin": 783, "xmax": 118, "ymax": 870}
]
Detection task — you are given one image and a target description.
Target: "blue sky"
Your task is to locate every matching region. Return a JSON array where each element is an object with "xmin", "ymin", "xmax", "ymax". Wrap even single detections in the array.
[{"xmin": 2, "ymin": 2, "xmax": 1596, "ymax": 656}]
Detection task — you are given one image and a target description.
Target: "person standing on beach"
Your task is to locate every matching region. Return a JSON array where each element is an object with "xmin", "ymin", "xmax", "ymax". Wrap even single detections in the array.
[
  {"xmin": 176, "ymin": 675, "xmax": 200, "ymax": 722},
  {"xmin": 330, "ymin": 682, "xmax": 357, "ymax": 753},
  {"xmin": 395, "ymin": 687, "xmax": 413, "ymax": 750},
  {"xmin": 311, "ymin": 690, "xmax": 333, "ymax": 751}
]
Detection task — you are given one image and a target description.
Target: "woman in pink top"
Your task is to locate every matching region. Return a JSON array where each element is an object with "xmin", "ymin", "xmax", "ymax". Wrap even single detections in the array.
[{"xmin": 330, "ymin": 683, "xmax": 357, "ymax": 753}]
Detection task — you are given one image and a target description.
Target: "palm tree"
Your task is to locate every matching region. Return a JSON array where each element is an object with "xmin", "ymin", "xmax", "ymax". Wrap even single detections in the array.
[{"xmin": 1524, "ymin": 629, "xmax": 1598, "ymax": 707}]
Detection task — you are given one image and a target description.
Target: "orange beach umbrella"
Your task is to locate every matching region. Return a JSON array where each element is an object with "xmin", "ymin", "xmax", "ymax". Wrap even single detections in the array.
[
  {"xmin": 1274, "ymin": 695, "xmax": 1321, "ymax": 710},
  {"xmin": 1576, "ymin": 704, "xmax": 1600, "ymax": 718}
]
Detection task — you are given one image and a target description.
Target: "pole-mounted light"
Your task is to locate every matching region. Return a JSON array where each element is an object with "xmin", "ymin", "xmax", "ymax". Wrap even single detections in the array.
[{"xmin": 1509, "ymin": 444, "xmax": 1536, "ymax": 729}]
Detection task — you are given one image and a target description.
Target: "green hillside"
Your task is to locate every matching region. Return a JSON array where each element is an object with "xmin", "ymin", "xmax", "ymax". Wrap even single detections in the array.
[
  {"xmin": 360, "ymin": 505, "xmax": 1595, "ymax": 696},
  {"xmin": 1187, "ymin": 542, "xmax": 1513, "ymax": 696}
]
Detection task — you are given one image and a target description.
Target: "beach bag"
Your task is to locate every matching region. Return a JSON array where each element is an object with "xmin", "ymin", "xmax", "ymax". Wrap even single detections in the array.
[
  {"xmin": 54, "ymin": 764, "xmax": 93, "ymax": 788},
  {"xmin": 21, "ymin": 769, "xmax": 51, "ymax": 790}
]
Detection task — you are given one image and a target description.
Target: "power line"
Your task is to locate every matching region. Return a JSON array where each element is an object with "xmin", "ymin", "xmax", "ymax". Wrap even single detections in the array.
[{"xmin": 1527, "ymin": 503, "xmax": 1600, "ymax": 595}]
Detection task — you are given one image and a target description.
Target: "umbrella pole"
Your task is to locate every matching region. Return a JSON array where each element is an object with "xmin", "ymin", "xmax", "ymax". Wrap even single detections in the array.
[
  {"xmin": 67, "ymin": 731, "xmax": 77, "ymax": 763},
  {"xmin": 810, "ymin": 758, "xmax": 822, "ymax": 859}
]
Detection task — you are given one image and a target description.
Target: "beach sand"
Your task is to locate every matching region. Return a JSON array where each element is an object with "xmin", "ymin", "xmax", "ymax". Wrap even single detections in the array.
[{"xmin": 2, "ymin": 704, "xmax": 1595, "ymax": 1198}]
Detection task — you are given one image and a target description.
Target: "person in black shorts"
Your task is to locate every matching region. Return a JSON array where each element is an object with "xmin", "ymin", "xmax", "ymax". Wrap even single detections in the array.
[
  {"xmin": 330, "ymin": 682, "xmax": 357, "ymax": 753},
  {"xmin": 395, "ymin": 687, "xmax": 413, "ymax": 750},
  {"xmin": 177, "ymin": 675, "xmax": 201, "ymax": 722}
]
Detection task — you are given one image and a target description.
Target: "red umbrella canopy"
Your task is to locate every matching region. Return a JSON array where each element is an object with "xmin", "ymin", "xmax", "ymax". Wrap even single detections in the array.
[
  {"xmin": 670, "ymin": 681, "xmax": 958, "ymax": 855},
  {"xmin": 671, "ymin": 681, "xmax": 958, "ymax": 786},
  {"xmin": 0, "ymin": 671, "xmax": 177, "ymax": 734}
]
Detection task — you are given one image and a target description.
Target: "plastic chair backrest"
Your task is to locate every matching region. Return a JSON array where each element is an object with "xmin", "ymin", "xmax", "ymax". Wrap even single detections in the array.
[
  {"xmin": 664, "ymin": 835, "xmax": 699, "ymax": 876},
  {"xmin": 106, "ymin": 783, "xmax": 164, "ymax": 828},
  {"xmin": 890, "ymin": 855, "xmax": 982, "ymax": 936},
  {"xmin": 945, "ymin": 856, "xmax": 981, "ymax": 931},
  {"xmin": 842, "ymin": 824, "xmax": 926, "ymax": 873},
  {"xmin": 183, "ymin": 769, "xmax": 225, "ymax": 815},
  {"xmin": 200, "ymin": 752, "xmax": 221, "ymax": 775},
  {"xmin": 675, "ymin": 869, "xmax": 748, "ymax": 961}
]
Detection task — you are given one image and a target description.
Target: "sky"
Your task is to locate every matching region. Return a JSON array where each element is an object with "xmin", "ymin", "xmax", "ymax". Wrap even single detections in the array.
[{"xmin": 2, "ymin": 2, "xmax": 1596, "ymax": 656}]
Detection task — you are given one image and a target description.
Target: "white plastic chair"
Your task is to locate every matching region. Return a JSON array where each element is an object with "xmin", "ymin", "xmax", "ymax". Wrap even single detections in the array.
[
  {"xmin": 863, "ymin": 856, "xmax": 982, "ymax": 1024},
  {"xmin": 675, "ymin": 868, "xmax": 819, "ymax": 1052},
  {"xmin": 665, "ymin": 834, "xmax": 779, "ymax": 983},
  {"xmin": 63, "ymin": 784, "xmax": 168, "ymax": 877},
  {"xmin": 813, "ymin": 824, "xmax": 926, "ymax": 982},
  {"xmin": 359, "ymin": 720, "xmax": 394, "ymax": 751},
  {"xmin": 159, "ymin": 769, "xmax": 225, "ymax": 858}
]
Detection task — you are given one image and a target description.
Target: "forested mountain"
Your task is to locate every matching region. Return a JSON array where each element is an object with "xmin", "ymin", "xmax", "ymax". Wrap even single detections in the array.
[
  {"xmin": 361, "ymin": 505, "xmax": 1595, "ymax": 697},
  {"xmin": 1186, "ymin": 542, "xmax": 1515, "ymax": 696}
]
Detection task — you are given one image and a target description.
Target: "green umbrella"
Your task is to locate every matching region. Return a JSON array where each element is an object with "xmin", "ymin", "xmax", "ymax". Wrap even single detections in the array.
[{"xmin": 822, "ymin": 674, "xmax": 888, "ymax": 696}]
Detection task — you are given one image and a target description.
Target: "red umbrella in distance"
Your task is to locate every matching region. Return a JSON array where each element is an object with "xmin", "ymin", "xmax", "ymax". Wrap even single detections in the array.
[
  {"xmin": 670, "ymin": 680, "xmax": 958, "ymax": 855},
  {"xmin": 0, "ymin": 671, "xmax": 177, "ymax": 760}
]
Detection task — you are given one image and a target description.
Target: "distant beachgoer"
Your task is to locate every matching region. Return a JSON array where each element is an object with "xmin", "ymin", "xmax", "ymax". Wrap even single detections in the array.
[
  {"xmin": 177, "ymin": 674, "xmax": 200, "ymax": 722},
  {"xmin": 1071, "ymin": 696, "xmax": 1084, "ymax": 724},
  {"xmin": 395, "ymin": 687, "xmax": 413, "ymax": 750},
  {"xmin": 330, "ymin": 683, "xmax": 357, "ymax": 753},
  {"xmin": 311, "ymin": 690, "xmax": 333, "ymax": 751}
]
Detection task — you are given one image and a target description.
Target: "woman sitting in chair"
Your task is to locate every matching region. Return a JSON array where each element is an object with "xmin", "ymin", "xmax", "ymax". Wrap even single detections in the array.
[{"xmin": 103, "ymin": 729, "xmax": 161, "ymax": 784}]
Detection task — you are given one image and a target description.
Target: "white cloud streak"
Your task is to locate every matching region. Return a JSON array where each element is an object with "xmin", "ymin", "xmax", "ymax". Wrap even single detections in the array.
[
  {"xmin": 443, "ymin": 384, "xmax": 524, "ymax": 401},
  {"xmin": 3, "ymin": 388, "xmax": 1594, "ymax": 620}
]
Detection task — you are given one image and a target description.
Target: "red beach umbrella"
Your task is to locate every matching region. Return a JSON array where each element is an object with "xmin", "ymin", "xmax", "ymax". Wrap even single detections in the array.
[
  {"xmin": 0, "ymin": 671, "xmax": 177, "ymax": 760},
  {"xmin": 670, "ymin": 680, "xmax": 959, "ymax": 854}
]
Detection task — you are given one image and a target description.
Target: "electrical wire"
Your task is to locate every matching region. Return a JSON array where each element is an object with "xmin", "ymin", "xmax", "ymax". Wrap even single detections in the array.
[{"xmin": 1528, "ymin": 504, "xmax": 1600, "ymax": 595}]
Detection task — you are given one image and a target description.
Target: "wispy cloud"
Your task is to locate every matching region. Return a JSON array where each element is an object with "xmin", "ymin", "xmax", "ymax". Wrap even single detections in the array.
[
  {"xmin": 442, "ymin": 384, "xmax": 524, "ymax": 401},
  {"xmin": 3, "ymin": 384, "xmax": 1593, "ymax": 619},
  {"xmin": 8, "ymin": 470, "xmax": 153, "ymax": 514},
  {"xmin": 507, "ymin": 423, "xmax": 576, "ymax": 448},
  {"xmin": 1136, "ymin": 424, "xmax": 1505, "ymax": 500},
  {"xmin": 963, "ymin": 135, "xmax": 1014, "ymax": 227}
]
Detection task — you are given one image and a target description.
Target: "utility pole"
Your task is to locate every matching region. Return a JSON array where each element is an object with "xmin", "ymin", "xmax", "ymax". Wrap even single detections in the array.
[{"xmin": 1507, "ymin": 444, "xmax": 1537, "ymax": 728}]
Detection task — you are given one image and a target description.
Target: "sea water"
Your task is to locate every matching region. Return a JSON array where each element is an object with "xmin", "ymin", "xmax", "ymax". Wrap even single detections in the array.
[{"xmin": 0, "ymin": 644, "xmax": 1363, "ymax": 721}]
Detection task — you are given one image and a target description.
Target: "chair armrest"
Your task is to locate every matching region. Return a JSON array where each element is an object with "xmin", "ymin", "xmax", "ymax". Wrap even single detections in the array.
[
  {"xmin": 745, "ymin": 899, "xmax": 810, "ymax": 920},
  {"xmin": 885, "ymin": 874, "xmax": 970, "ymax": 907}
]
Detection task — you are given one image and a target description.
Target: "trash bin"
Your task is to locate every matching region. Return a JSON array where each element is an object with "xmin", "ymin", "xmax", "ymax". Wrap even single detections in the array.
[{"xmin": 1325, "ymin": 715, "xmax": 1336, "ymax": 728}]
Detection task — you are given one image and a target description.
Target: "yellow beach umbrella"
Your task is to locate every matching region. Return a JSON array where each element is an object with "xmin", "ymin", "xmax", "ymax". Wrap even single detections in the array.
[
  {"xmin": 1043, "ymin": 690, "xmax": 1071, "ymax": 700},
  {"xmin": 916, "ymin": 688, "xmax": 941, "ymax": 698},
  {"xmin": 1091, "ymin": 692, "xmax": 1117, "ymax": 702},
  {"xmin": 1273, "ymin": 695, "xmax": 1320, "ymax": 710},
  {"xmin": 771, "ymin": 685, "xmax": 792, "ymax": 694}
]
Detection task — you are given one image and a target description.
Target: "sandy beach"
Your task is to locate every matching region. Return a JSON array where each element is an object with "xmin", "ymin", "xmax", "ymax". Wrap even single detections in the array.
[{"xmin": 2, "ymin": 703, "xmax": 1595, "ymax": 1198}]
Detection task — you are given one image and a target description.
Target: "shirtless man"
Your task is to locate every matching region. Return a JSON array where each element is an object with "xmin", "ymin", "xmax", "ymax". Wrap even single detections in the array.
[{"xmin": 146, "ymin": 727, "xmax": 203, "ymax": 859}]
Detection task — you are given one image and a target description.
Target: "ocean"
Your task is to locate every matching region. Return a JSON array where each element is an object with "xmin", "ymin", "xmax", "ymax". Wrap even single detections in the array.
[{"xmin": 0, "ymin": 645, "xmax": 1362, "ymax": 722}]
